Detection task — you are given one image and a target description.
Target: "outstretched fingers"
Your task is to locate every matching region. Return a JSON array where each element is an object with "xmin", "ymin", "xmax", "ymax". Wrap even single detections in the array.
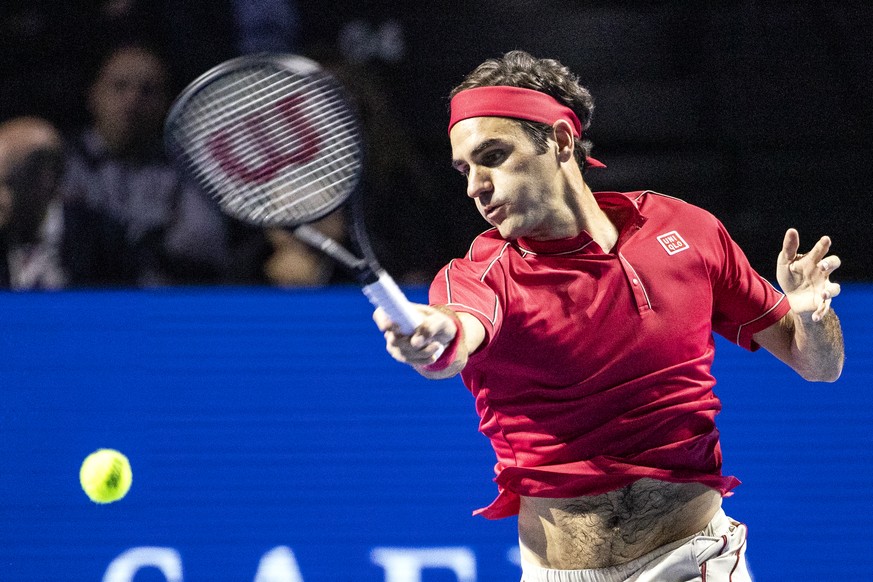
[
  {"xmin": 818, "ymin": 254, "xmax": 841, "ymax": 274},
  {"xmin": 781, "ymin": 228, "xmax": 801, "ymax": 265},
  {"xmin": 784, "ymin": 230, "xmax": 836, "ymax": 277},
  {"xmin": 806, "ymin": 235, "xmax": 833, "ymax": 265},
  {"xmin": 776, "ymin": 228, "xmax": 843, "ymax": 320}
]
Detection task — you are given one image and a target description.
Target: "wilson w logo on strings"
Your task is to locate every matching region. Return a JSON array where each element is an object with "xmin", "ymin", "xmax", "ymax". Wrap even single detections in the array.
[{"xmin": 207, "ymin": 95, "xmax": 321, "ymax": 184}]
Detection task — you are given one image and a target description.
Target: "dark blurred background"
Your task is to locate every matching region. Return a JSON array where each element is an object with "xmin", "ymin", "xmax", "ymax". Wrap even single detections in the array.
[
  {"xmin": 2, "ymin": 0, "xmax": 870, "ymax": 282},
  {"xmin": 304, "ymin": 0, "xmax": 873, "ymax": 282}
]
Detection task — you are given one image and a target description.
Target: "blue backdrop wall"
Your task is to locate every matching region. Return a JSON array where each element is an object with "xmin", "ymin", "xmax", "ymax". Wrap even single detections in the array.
[{"xmin": 1, "ymin": 285, "xmax": 870, "ymax": 581}]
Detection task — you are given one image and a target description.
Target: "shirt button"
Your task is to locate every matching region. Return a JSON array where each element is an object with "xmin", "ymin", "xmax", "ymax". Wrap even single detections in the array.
[{"xmin": 632, "ymin": 278, "xmax": 639, "ymax": 286}]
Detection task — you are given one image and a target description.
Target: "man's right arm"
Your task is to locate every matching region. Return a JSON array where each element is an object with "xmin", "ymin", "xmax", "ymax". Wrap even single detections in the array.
[{"xmin": 373, "ymin": 305, "xmax": 486, "ymax": 379}]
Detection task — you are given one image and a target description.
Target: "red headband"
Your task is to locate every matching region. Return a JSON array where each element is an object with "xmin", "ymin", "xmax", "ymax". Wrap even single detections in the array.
[{"xmin": 448, "ymin": 86, "xmax": 605, "ymax": 168}]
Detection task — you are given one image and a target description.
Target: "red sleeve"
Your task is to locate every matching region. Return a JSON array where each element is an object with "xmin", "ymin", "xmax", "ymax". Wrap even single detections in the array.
[
  {"xmin": 710, "ymin": 220, "xmax": 791, "ymax": 350},
  {"xmin": 428, "ymin": 239, "xmax": 508, "ymax": 347}
]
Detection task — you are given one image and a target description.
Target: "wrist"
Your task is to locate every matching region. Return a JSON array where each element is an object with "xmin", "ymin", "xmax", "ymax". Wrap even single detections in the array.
[{"xmin": 421, "ymin": 309, "xmax": 463, "ymax": 372}]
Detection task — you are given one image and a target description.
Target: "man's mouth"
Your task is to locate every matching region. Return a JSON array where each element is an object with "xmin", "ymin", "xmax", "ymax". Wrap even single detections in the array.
[{"xmin": 484, "ymin": 203, "xmax": 506, "ymax": 222}]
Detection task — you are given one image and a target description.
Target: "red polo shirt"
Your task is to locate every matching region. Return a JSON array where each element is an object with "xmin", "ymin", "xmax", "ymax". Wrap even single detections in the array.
[{"xmin": 429, "ymin": 191, "xmax": 790, "ymax": 519}]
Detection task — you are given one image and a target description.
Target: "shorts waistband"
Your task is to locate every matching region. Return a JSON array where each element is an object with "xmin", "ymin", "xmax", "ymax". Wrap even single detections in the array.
[{"xmin": 520, "ymin": 509, "xmax": 730, "ymax": 582}]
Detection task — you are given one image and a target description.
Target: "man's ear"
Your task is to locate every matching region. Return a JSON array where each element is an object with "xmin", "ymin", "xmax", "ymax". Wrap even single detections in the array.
[{"xmin": 552, "ymin": 120, "xmax": 575, "ymax": 163}]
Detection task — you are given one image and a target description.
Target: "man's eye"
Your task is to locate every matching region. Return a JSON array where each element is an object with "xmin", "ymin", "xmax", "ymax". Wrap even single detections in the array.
[{"xmin": 481, "ymin": 151, "xmax": 506, "ymax": 167}]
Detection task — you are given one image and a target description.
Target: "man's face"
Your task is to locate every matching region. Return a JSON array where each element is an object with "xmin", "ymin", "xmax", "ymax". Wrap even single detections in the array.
[
  {"xmin": 88, "ymin": 47, "xmax": 169, "ymax": 154},
  {"xmin": 450, "ymin": 116, "xmax": 562, "ymax": 240},
  {"xmin": 0, "ymin": 120, "xmax": 63, "ymax": 241}
]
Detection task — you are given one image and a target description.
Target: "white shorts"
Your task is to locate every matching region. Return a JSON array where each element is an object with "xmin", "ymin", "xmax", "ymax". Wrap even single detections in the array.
[{"xmin": 520, "ymin": 509, "xmax": 752, "ymax": 582}]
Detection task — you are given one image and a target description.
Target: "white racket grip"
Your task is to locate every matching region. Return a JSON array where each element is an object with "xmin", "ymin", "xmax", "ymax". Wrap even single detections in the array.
[
  {"xmin": 363, "ymin": 271, "xmax": 447, "ymax": 361},
  {"xmin": 363, "ymin": 270, "xmax": 423, "ymax": 334}
]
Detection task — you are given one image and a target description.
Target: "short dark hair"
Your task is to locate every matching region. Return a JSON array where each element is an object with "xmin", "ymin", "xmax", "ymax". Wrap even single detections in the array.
[
  {"xmin": 90, "ymin": 40, "xmax": 172, "ymax": 86},
  {"xmin": 450, "ymin": 50, "xmax": 596, "ymax": 170}
]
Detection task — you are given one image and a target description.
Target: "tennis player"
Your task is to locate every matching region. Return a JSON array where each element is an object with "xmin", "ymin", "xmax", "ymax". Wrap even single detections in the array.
[{"xmin": 374, "ymin": 50, "xmax": 844, "ymax": 581}]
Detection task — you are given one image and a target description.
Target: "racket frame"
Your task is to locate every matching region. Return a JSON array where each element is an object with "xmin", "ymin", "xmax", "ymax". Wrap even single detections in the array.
[{"xmin": 164, "ymin": 53, "xmax": 427, "ymax": 335}]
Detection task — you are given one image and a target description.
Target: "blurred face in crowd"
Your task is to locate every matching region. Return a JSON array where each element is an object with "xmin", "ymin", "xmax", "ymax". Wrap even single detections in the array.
[
  {"xmin": 0, "ymin": 118, "xmax": 63, "ymax": 241},
  {"xmin": 88, "ymin": 46, "xmax": 170, "ymax": 155}
]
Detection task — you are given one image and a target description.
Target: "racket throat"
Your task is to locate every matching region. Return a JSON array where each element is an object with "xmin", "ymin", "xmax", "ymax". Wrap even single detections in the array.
[{"xmin": 292, "ymin": 225, "xmax": 368, "ymax": 274}]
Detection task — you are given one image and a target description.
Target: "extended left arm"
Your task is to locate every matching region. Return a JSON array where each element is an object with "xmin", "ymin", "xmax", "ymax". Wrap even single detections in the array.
[{"xmin": 753, "ymin": 228, "xmax": 845, "ymax": 382}]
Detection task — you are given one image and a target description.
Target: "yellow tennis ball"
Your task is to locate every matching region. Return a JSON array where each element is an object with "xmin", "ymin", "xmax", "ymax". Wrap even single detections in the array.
[{"xmin": 79, "ymin": 449, "xmax": 133, "ymax": 504}]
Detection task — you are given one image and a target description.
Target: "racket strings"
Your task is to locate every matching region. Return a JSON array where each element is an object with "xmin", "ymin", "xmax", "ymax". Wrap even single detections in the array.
[
  {"xmin": 185, "ymin": 69, "xmax": 358, "ymax": 187},
  {"xmin": 178, "ymin": 70, "xmax": 298, "ymax": 177},
  {"xmin": 191, "ymin": 71, "xmax": 333, "ymax": 168},
  {"xmin": 185, "ymin": 69, "xmax": 322, "ymax": 165},
  {"xmin": 169, "ymin": 64, "xmax": 363, "ymax": 225}
]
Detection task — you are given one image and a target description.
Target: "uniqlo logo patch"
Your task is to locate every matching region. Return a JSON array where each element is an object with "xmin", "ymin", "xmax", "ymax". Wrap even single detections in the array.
[{"xmin": 657, "ymin": 231, "xmax": 690, "ymax": 255}]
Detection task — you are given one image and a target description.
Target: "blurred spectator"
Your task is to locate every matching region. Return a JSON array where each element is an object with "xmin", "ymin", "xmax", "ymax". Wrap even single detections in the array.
[
  {"xmin": 88, "ymin": 0, "xmax": 301, "ymax": 87},
  {"xmin": 59, "ymin": 42, "xmax": 255, "ymax": 287},
  {"xmin": 0, "ymin": 0, "xmax": 302, "ymax": 127},
  {"xmin": 98, "ymin": 0, "xmax": 237, "ymax": 90},
  {"xmin": 264, "ymin": 211, "xmax": 348, "ymax": 287},
  {"xmin": 0, "ymin": 117, "xmax": 66, "ymax": 289}
]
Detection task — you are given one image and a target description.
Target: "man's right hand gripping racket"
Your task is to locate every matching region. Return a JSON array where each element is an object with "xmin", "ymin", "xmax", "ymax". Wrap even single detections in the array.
[{"xmin": 164, "ymin": 53, "xmax": 427, "ymax": 337}]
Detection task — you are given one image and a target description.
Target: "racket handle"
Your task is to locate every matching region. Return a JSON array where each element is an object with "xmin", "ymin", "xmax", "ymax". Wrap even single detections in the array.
[
  {"xmin": 364, "ymin": 271, "xmax": 447, "ymax": 362},
  {"xmin": 362, "ymin": 270, "xmax": 423, "ymax": 334}
]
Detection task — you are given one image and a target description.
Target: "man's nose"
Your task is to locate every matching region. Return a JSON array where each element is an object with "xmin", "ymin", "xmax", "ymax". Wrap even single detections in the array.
[{"xmin": 466, "ymin": 167, "xmax": 493, "ymax": 199}]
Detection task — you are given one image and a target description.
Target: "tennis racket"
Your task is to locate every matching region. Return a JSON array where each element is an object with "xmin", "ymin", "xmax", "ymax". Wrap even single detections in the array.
[{"xmin": 164, "ymin": 53, "xmax": 425, "ymax": 335}]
